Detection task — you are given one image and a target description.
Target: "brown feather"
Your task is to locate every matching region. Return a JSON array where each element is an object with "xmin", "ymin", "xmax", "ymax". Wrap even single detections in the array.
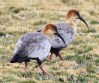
[
  {"xmin": 41, "ymin": 24, "xmax": 57, "ymax": 40},
  {"xmin": 43, "ymin": 24, "xmax": 57, "ymax": 32},
  {"xmin": 66, "ymin": 9, "xmax": 79, "ymax": 19}
]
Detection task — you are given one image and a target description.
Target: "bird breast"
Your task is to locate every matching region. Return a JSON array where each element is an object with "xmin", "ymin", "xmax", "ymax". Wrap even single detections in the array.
[{"xmin": 13, "ymin": 32, "xmax": 51, "ymax": 61}]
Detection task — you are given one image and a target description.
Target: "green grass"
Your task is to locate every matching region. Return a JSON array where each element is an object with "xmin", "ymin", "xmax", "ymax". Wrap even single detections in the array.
[
  {"xmin": 0, "ymin": 0, "xmax": 99, "ymax": 83},
  {"xmin": 0, "ymin": 32, "xmax": 6, "ymax": 36},
  {"xmin": 33, "ymin": 20, "xmax": 47, "ymax": 26},
  {"xmin": 9, "ymin": 6, "xmax": 26, "ymax": 14},
  {"xmin": 90, "ymin": 20, "xmax": 99, "ymax": 24}
]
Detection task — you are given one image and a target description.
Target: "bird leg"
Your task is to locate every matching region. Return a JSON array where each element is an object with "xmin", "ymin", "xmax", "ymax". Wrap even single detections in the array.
[
  {"xmin": 49, "ymin": 53, "xmax": 53, "ymax": 61},
  {"xmin": 36, "ymin": 58, "xmax": 47, "ymax": 75},
  {"xmin": 39, "ymin": 64, "xmax": 47, "ymax": 75},
  {"xmin": 58, "ymin": 53, "xmax": 64, "ymax": 60},
  {"xmin": 24, "ymin": 61, "xmax": 28, "ymax": 73}
]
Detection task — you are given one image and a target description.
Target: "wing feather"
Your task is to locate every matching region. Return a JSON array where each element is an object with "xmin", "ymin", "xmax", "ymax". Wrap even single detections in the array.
[{"xmin": 14, "ymin": 32, "xmax": 48, "ymax": 57}]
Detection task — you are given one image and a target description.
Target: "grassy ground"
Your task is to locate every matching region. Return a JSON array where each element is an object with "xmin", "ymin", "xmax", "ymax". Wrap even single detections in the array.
[{"xmin": 0, "ymin": 0, "xmax": 99, "ymax": 83}]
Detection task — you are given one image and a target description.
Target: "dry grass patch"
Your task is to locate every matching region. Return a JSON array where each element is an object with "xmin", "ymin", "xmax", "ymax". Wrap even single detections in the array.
[{"xmin": 0, "ymin": 0, "xmax": 99, "ymax": 82}]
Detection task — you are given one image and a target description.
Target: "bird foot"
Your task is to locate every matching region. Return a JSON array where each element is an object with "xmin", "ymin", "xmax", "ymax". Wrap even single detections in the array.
[
  {"xmin": 60, "ymin": 58, "xmax": 64, "ymax": 61},
  {"xmin": 42, "ymin": 71, "xmax": 47, "ymax": 75}
]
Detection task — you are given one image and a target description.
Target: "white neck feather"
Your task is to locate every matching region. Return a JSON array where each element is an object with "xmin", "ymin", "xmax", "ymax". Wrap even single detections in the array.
[
  {"xmin": 66, "ymin": 18, "xmax": 78, "ymax": 34},
  {"xmin": 41, "ymin": 30, "xmax": 54, "ymax": 42}
]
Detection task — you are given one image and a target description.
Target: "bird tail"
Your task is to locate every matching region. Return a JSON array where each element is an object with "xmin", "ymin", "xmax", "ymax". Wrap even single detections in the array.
[
  {"xmin": 10, "ymin": 54, "xmax": 30, "ymax": 63},
  {"xmin": 10, "ymin": 54, "xmax": 18, "ymax": 63}
]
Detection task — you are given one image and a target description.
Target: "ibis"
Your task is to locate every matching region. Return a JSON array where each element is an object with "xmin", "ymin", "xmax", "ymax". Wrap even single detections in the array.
[
  {"xmin": 37, "ymin": 9, "xmax": 89, "ymax": 61},
  {"xmin": 10, "ymin": 24, "xmax": 64, "ymax": 74}
]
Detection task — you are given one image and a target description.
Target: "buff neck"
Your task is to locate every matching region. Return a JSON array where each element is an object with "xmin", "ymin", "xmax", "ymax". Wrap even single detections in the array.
[
  {"xmin": 41, "ymin": 30, "xmax": 54, "ymax": 42},
  {"xmin": 66, "ymin": 18, "xmax": 78, "ymax": 33}
]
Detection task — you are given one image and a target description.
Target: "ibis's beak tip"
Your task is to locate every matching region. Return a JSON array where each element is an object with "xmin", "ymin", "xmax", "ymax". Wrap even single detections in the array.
[{"xmin": 78, "ymin": 15, "xmax": 89, "ymax": 30}]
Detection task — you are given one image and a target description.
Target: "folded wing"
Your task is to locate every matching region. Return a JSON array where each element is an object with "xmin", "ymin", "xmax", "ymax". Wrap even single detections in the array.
[{"xmin": 13, "ymin": 32, "xmax": 51, "ymax": 61}]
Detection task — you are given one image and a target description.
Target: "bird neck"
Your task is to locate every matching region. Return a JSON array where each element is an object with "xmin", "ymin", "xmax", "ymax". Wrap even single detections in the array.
[
  {"xmin": 41, "ymin": 30, "xmax": 53, "ymax": 42},
  {"xmin": 66, "ymin": 18, "xmax": 78, "ymax": 33}
]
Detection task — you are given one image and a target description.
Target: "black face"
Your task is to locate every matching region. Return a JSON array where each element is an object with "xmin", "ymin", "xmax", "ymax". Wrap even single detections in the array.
[{"xmin": 76, "ymin": 12, "xmax": 89, "ymax": 30}]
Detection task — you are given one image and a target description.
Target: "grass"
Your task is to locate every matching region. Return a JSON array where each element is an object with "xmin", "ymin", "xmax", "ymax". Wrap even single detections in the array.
[
  {"xmin": 0, "ymin": 32, "xmax": 6, "ymax": 36},
  {"xmin": 0, "ymin": 0, "xmax": 99, "ymax": 83},
  {"xmin": 9, "ymin": 6, "xmax": 26, "ymax": 14},
  {"xmin": 90, "ymin": 20, "xmax": 99, "ymax": 24}
]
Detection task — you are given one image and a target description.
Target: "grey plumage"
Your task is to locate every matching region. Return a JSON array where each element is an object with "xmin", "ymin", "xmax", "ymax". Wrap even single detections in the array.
[
  {"xmin": 51, "ymin": 23, "xmax": 74, "ymax": 48},
  {"xmin": 37, "ymin": 23, "xmax": 74, "ymax": 48},
  {"xmin": 11, "ymin": 32, "xmax": 51, "ymax": 63}
]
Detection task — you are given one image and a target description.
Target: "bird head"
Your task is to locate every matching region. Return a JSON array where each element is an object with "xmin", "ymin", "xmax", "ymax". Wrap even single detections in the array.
[
  {"xmin": 66, "ymin": 9, "xmax": 89, "ymax": 30},
  {"xmin": 42, "ymin": 24, "xmax": 65, "ymax": 44},
  {"xmin": 41, "ymin": 24, "xmax": 59, "ymax": 41},
  {"xmin": 42, "ymin": 24, "xmax": 58, "ymax": 35}
]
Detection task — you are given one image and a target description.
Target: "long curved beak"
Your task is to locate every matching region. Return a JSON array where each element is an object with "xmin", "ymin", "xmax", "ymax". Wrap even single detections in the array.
[
  {"xmin": 77, "ymin": 13, "xmax": 89, "ymax": 30},
  {"xmin": 54, "ymin": 32, "xmax": 66, "ymax": 47}
]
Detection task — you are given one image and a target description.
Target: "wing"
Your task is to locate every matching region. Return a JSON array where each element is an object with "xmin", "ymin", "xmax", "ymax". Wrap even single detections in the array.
[
  {"xmin": 14, "ymin": 32, "xmax": 48, "ymax": 57},
  {"xmin": 28, "ymin": 38, "xmax": 51, "ymax": 61},
  {"xmin": 51, "ymin": 23, "xmax": 74, "ymax": 48}
]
